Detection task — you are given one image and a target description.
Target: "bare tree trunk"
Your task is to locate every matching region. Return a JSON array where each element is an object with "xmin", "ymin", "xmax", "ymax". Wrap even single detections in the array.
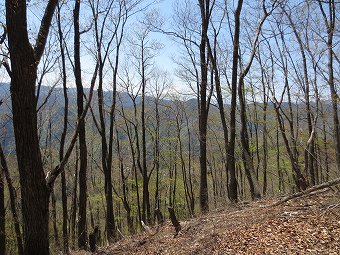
[
  {"xmin": 56, "ymin": 2, "xmax": 69, "ymax": 253},
  {"xmin": 168, "ymin": 207, "xmax": 181, "ymax": 236},
  {"xmin": 73, "ymin": 0, "xmax": 88, "ymax": 249},
  {"xmin": 226, "ymin": 0, "xmax": 243, "ymax": 203},
  {"xmin": 321, "ymin": 102, "xmax": 330, "ymax": 182},
  {"xmin": 318, "ymin": 0, "xmax": 340, "ymax": 173},
  {"xmin": 0, "ymin": 144, "xmax": 23, "ymax": 255},
  {"xmin": 284, "ymin": 8, "xmax": 316, "ymax": 185},
  {"xmin": 57, "ymin": 4, "xmax": 69, "ymax": 251},
  {"xmin": 185, "ymin": 113, "xmax": 195, "ymax": 215},
  {"xmin": 153, "ymin": 96, "xmax": 162, "ymax": 221},
  {"xmin": 89, "ymin": 0, "xmax": 126, "ymax": 241},
  {"xmin": 120, "ymin": 102, "xmax": 142, "ymax": 229},
  {"xmin": 141, "ymin": 64, "xmax": 151, "ymax": 224},
  {"xmin": 0, "ymin": 159, "xmax": 4, "ymax": 255},
  {"xmin": 0, "ymin": 26, "xmax": 5, "ymax": 255},
  {"xmin": 198, "ymin": 0, "xmax": 212, "ymax": 212},
  {"xmin": 238, "ymin": 78, "xmax": 261, "ymax": 199},
  {"xmin": 172, "ymin": 144, "xmax": 178, "ymax": 208},
  {"xmin": 47, "ymin": 118, "xmax": 60, "ymax": 250},
  {"xmin": 6, "ymin": 1, "xmax": 58, "ymax": 253},
  {"xmin": 235, "ymin": 2, "xmax": 273, "ymax": 200},
  {"xmin": 10, "ymin": 49, "xmax": 50, "ymax": 254},
  {"xmin": 0, "ymin": 31, "xmax": 5, "ymax": 255},
  {"xmin": 51, "ymin": 189, "xmax": 60, "ymax": 249},
  {"xmin": 270, "ymin": 24, "xmax": 308, "ymax": 191},
  {"xmin": 97, "ymin": 60, "xmax": 117, "ymax": 243},
  {"xmin": 177, "ymin": 108, "xmax": 193, "ymax": 216},
  {"xmin": 207, "ymin": 34, "xmax": 229, "ymax": 203},
  {"xmin": 71, "ymin": 145, "xmax": 79, "ymax": 249},
  {"xmin": 257, "ymin": 52, "xmax": 269, "ymax": 195},
  {"xmin": 116, "ymin": 128, "xmax": 134, "ymax": 234}
]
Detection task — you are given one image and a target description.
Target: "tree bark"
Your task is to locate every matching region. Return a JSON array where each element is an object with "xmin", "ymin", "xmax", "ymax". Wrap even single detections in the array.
[
  {"xmin": 141, "ymin": 60, "xmax": 151, "ymax": 224},
  {"xmin": 0, "ymin": 27, "xmax": 5, "ymax": 255},
  {"xmin": 71, "ymin": 146, "xmax": 79, "ymax": 249},
  {"xmin": 73, "ymin": 0, "xmax": 88, "ymax": 249},
  {"xmin": 0, "ymin": 144, "xmax": 23, "ymax": 255},
  {"xmin": 6, "ymin": 1, "xmax": 58, "ymax": 254},
  {"xmin": 0, "ymin": 158, "xmax": 4, "ymax": 255},
  {"xmin": 284, "ymin": 8, "xmax": 315, "ymax": 185},
  {"xmin": 57, "ymin": 2, "xmax": 70, "ymax": 252},
  {"xmin": 318, "ymin": 0, "xmax": 340, "ymax": 173},
  {"xmin": 168, "ymin": 207, "xmax": 181, "ymax": 236},
  {"xmin": 207, "ymin": 35, "xmax": 230, "ymax": 204},
  {"xmin": 198, "ymin": 0, "xmax": 212, "ymax": 213},
  {"xmin": 226, "ymin": 0, "xmax": 243, "ymax": 203},
  {"xmin": 238, "ymin": 78, "xmax": 262, "ymax": 199}
]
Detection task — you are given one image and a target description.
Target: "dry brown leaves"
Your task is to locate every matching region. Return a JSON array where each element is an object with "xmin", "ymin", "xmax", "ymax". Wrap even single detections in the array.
[{"xmin": 95, "ymin": 192, "xmax": 340, "ymax": 255}]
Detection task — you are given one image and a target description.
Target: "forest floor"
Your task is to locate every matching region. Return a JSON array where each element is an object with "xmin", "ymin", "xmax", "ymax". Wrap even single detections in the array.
[{"xmin": 78, "ymin": 189, "xmax": 340, "ymax": 254}]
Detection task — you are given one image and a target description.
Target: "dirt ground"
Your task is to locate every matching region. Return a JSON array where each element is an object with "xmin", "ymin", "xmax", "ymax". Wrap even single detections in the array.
[{"xmin": 78, "ymin": 189, "xmax": 340, "ymax": 255}]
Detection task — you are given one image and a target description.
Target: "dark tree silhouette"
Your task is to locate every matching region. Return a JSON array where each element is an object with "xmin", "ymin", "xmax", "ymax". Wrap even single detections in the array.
[{"xmin": 5, "ymin": 0, "xmax": 58, "ymax": 253}]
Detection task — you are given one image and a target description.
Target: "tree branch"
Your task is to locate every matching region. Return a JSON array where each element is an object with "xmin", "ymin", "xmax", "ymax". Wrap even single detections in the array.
[
  {"xmin": 45, "ymin": 62, "xmax": 99, "ymax": 188},
  {"xmin": 34, "ymin": 0, "xmax": 58, "ymax": 63},
  {"xmin": 0, "ymin": 24, "xmax": 6, "ymax": 44}
]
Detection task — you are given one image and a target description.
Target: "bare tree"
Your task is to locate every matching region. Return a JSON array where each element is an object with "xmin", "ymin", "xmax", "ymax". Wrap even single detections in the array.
[
  {"xmin": 282, "ymin": 3, "xmax": 316, "ymax": 185},
  {"xmin": 225, "ymin": 0, "xmax": 243, "ymax": 202},
  {"xmin": 73, "ymin": 0, "xmax": 89, "ymax": 249},
  {"xmin": 267, "ymin": 20, "xmax": 308, "ymax": 191},
  {"xmin": 128, "ymin": 18, "xmax": 163, "ymax": 222},
  {"xmin": 197, "ymin": 0, "xmax": 214, "ymax": 212},
  {"xmin": 5, "ymin": 1, "xmax": 58, "ymax": 253},
  {"xmin": 236, "ymin": 1, "xmax": 276, "ymax": 199},
  {"xmin": 317, "ymin": 0, "xmax": 339, "ymax": 173},
  {"xmin": 56, "ymin": 1, "xmax": 70, "ymax": 252},
  {"xmin": 0, "ymin": 146, "xmax": 4, "ymax": 255}
]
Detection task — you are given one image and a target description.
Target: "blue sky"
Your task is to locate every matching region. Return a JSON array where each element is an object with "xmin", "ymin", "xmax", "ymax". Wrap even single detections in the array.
[
  {"xmin": 0, "ymin": 0, "xmax": 191, "ymax": 92},
  {"xmin": 151, "ymin": 0, "xmax": 179, "ymax": 75},
  {"xmin": 136, "ymin": 0, "xmax": 189, "ymax": 93}
]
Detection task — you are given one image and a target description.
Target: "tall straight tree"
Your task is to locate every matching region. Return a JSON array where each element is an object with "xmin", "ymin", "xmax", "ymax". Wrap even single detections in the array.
[
  {"xmin": 317, "ymin": 0, "xmax": 339, "ymax": 173},
  {"xmin": 207, "ymin": 20, "xmax": 230, "ymax": 205},
  {"xmin": 236, "ymin": 1, "xmax": 275, "ymax": 200},
  {"xmin": 129, "ymin": 19, "xmax": 162, "ymax": 223},
  {"xmin": 56, "ymin": 2, "xmax": 70, "ymax": 253},
  {"xmin": 0, "ymin": 143, "xmax": 23, "ymax": 255},
  {"xmin": 0, "ymin": 26, "xmax": 5, "ymax": 255},
  {"xmin": 5, "ymin": 0, "xmax": 58, "ymax": 254},
  {"xmin": 89, "ymin": 0, "xmax": 134, "ymax": 242},
  {"xmin": 0, "ymin": 154, "xmax": 4, "ymax": 255},
  {"xmin": 90, "ymin": 0, "xmax": 118, "ymax": 242},
  {"xmin": 226, "ymin": 0, "xmax": 243, "ymax": 202},
  {"xmin": 283, "ymin": 5, "xmax": 316, "ymax": 185},
  {"xmin": 198, "ymin": 0, "xmax": 213, "ymax": 213},
  {"xmin": 73, "ymin": 0, "xmax": 88, "ymax": 249}
]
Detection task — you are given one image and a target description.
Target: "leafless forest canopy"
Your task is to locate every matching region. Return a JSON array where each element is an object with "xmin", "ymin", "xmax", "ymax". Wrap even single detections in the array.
[{"xmin": 0, "ymin": 0, "xmax": 339, "ymax": 254}]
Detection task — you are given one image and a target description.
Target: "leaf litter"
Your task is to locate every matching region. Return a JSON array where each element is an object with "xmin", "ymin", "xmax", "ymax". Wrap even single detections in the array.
[{"xmin": 93, "ymin": 190, "xmax": 340, "ymax": 254}]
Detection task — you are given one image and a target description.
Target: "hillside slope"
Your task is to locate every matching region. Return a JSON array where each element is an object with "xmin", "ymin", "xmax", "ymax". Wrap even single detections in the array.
[{"xmin": 93, "ymin": 190, "xmax": 339, "ymax": 255}]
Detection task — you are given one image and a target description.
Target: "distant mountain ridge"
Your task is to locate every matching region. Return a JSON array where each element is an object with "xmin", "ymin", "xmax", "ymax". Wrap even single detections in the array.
[{"xmin": 0, "ymin": 82, "xmax": 334, "ymax": 154}]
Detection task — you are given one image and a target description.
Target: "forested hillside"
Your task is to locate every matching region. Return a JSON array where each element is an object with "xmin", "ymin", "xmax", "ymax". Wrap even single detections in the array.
[{"xmin": 0, "ymin": 0, "xmax": 339, "ymax": 254}]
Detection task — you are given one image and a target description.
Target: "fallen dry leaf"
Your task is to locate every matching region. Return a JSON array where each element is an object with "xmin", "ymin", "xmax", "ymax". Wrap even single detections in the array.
[{"xmin": 76, "ymin": 191, "xmax": 340, "ymax": 255}]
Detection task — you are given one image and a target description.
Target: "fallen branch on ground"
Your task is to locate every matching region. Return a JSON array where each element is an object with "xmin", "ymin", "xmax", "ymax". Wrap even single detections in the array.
[{"xmin": 271, "ymin": 177, "xmax": 340, "ymax": 206}]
